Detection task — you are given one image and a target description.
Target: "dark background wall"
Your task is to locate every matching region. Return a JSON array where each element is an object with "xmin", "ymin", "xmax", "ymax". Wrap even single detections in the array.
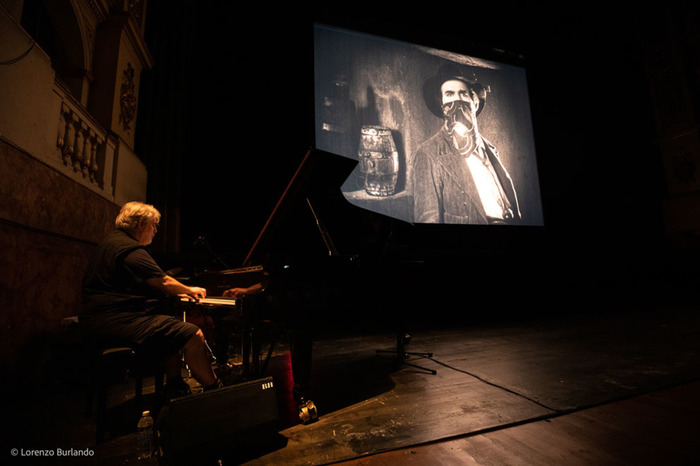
[
  {"xmin": 135, "ymin": 3, "xmax": 698, "ymax": 320},
  {"xmin": 3, "ymin": 1, "xmax": 698, "ymax": 385}
]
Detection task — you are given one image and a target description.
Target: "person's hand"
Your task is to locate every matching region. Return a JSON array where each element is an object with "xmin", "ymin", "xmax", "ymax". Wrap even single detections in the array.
[
  {"xmin": 186, "ymin": 286, "xmax": 207, "ymax": 300},
  {"xmin": 223, "ymin": 287, "xmax": 246, "ymax": 299}
]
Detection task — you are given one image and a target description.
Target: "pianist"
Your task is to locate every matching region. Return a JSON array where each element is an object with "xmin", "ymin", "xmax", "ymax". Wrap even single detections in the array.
[{"xmin": 81, "ymin": 201, "xmax": 223, "ymax": 398}]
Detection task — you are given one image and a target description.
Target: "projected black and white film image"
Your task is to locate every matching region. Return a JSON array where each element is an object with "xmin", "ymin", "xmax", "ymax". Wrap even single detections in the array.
[{"xmin": 314, "ymin": 24, "xmax": 544, "ymax": 226}]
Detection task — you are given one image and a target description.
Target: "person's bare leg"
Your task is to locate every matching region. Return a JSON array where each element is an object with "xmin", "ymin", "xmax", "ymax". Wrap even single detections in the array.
[
  {"xmin": 164, "ymin": 353, "xmax": 182, "ymax": 379},
  {"xmin": 182, "ymin": 329, "xmax": 218, "ymax": 387}
]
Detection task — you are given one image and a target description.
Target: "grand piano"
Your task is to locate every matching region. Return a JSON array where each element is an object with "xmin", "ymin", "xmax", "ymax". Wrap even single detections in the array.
[{"xmin": 182, "ymin": 148, "xmax": 405, "ymax": 423}]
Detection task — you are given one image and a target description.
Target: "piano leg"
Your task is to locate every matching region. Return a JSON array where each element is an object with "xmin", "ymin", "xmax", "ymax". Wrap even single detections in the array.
[
  {"xmin": 289, "ymin": 327, "xmax": 317, "ymax": 424},
  {"xmin": 289, "ymin": 327, "xmax": 312, "ymax": 402}
]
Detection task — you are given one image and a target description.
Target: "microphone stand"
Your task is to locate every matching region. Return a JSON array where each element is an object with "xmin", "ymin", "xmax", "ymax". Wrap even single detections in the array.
[
  {"xmin": 374, "ymin": 222, "xmax": 436, "ymax": 374},
  {"xmin": 194, "ymin": 235, "xmax": 230, "ymax": 270}
]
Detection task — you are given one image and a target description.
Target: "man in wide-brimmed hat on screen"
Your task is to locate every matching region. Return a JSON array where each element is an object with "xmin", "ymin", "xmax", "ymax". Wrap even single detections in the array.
[{"xmin": 413, "ymin": 63, "xmax": 521, "ymax": 225}]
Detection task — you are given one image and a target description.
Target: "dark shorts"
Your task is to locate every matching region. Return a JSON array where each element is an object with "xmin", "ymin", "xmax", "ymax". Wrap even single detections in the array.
[{"xmin": 80, "ymin": 308, "xmax": 200, "ymax": 356}]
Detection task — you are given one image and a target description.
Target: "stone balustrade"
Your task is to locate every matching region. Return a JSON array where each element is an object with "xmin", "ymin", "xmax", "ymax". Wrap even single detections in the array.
[{"xmin": 55, "ymin": 94, "xmax": 107, "ymax": 188}]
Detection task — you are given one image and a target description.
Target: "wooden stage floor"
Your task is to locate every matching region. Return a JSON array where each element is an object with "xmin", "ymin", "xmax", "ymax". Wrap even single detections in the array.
[{"xmin": 4, "ymin": 303, "xmax": 700, "ymax": 465}]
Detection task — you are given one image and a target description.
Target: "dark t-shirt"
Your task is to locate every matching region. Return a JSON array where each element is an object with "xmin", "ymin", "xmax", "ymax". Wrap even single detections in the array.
[
  {"xmin": 82, "ymin": 229, "xmax": 166, "ymax": 314},
  {"xmin": 121, "ymin": 248, "xmax": 166, "ymax": 290},
  {"xmin": 80, "ymin": 229, "xmax": 198, "ymax": 350}
]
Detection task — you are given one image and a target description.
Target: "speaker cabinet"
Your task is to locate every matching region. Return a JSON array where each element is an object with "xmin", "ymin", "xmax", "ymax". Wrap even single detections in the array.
[{"xmin": 156, "ymin": 377, "xmax": 280, "ymax": 464}]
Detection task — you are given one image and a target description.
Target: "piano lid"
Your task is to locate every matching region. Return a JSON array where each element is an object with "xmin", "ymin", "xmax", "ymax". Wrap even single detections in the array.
[{"xmin": 242, "ymin": 148, "xmax": 362, "ymax": 267}]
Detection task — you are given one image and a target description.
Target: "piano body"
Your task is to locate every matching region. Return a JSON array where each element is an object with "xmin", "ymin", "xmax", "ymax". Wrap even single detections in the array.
[
  {"xmin": 192, "ymin": 265, "xmax": 265, "ymax": 297},
  {"xmin": 181, "ymin": 148, "xmax": 402, "ymax": 422},
  {"xmin": 240, "ymin": 148, "xmax": 407, "ymax": 332}
]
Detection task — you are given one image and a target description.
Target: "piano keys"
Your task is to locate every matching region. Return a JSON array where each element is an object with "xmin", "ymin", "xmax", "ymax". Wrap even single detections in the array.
[{"xmin": 180, "ymin": 296, "xmax": 238, "ymax": 307}]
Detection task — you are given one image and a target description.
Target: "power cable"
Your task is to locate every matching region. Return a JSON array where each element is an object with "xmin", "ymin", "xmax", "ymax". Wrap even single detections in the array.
[{"xmin": 426, "ymin": 356, "xmax": 560, "ymax": 412}]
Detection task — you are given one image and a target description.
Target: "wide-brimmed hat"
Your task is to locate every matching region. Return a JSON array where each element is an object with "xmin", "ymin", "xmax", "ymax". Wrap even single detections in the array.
[{"xmin": 423, "ymin": 63, "xmax": 488, "ymax": 118}]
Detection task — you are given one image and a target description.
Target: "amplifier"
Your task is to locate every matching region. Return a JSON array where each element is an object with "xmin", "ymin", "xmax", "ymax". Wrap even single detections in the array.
[{"xmin": 156, "ymin": 377, "xmax": 280, "ymax": 464}]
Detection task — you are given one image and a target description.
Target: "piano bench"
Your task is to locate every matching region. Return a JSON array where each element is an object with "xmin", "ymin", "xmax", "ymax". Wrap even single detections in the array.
[{"xmin": 79, "ymin": 330, "xmax": 165, "ymax": 443}]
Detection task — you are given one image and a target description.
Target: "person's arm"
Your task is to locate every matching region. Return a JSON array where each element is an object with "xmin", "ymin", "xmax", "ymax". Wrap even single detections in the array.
[
  {"xmin": 145, "ymin": 275, "xmax": 206, "ymax": 300},
  {"xmin": 222, "ymin": 282, "xmax": 264, "ymax": 299}
]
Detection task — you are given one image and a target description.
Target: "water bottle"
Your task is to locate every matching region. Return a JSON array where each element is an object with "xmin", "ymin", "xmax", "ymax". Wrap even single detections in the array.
[{"xmin": 136, "ymin": 410, "xmax": 154, "ymax": 460}]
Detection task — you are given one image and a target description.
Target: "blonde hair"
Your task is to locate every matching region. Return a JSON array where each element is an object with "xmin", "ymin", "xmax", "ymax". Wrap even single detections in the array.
[{"xmin": 115, "ymin": 201, "xmax": 161, "ymax": 232}]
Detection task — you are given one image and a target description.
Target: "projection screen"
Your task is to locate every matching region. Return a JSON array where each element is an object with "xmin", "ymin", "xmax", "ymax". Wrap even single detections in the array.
[{"xmin": 314, "ymin": 23, "xmax": 544, "ymax": 226}]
